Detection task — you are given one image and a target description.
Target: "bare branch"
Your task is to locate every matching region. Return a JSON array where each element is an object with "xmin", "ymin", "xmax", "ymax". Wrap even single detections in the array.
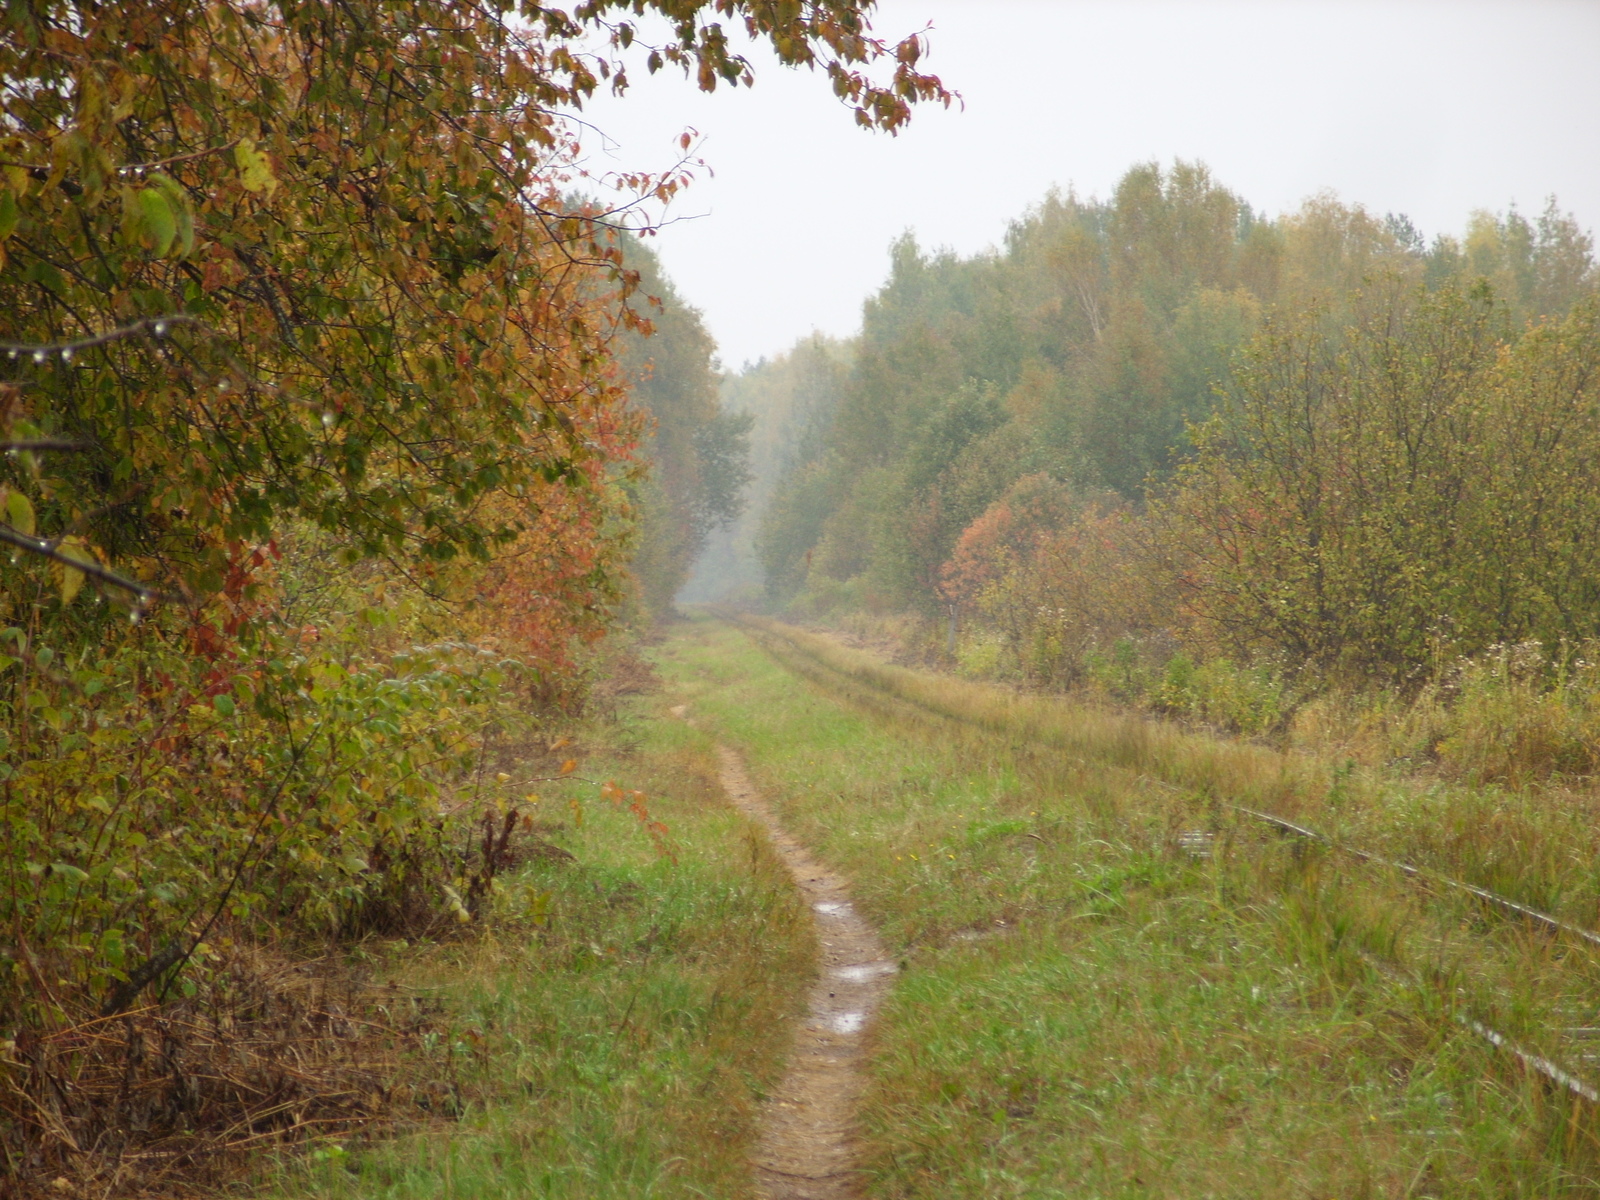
[
  {"xmin": 0, "ymin": 138, "xmax": 240, "ymax": 179},
  {"xmin": 0, "ymin": 314, "xmax": 203, "ymax": 362},
  {"xmin": 0, "ymin": 522, "xmax": 173, "ymax": 603},
  {"xmin": 0, "ymin": 439, "xmax": 91, "ymax": 451}
]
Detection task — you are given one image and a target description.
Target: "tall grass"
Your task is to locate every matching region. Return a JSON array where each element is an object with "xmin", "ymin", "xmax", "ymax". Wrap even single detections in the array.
[
  {"xmin": 668, "ymin": 613, "xmax": 1600, "ymax": 1197},
  {"xmin": 1294, "ymin": 640, "xmax": 1600, "ymax": 787},
  {"xmin": 733, "ymin": 613, "xmax": 1600, "ymax": 934}
]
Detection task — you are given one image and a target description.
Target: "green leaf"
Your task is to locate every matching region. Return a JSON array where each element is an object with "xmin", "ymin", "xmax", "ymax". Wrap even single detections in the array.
[
  {"xmin": 148, "ymin": 173, "xmax": 194, "ymax": 256},
  {"xmin": 0, "ymin": 189, "xmax": 17, "ymax": 242},
  {"xmin": 26, "ymin": 256, "xmax": 63, "ymax": 293},
  {"xmin": 175, "ymin": 203, "xmax": 195, "ymax": 256},
  {"xmin": 6, "ymin": 490, "xmax": 36, "ymax": 538},
  {"xmin": 137, "ymin": 188, "xmax": 176, "ymax": 257}
]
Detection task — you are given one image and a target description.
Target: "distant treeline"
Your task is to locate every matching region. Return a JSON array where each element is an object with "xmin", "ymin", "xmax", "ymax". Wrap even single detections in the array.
[{"xmin": 723, "ymin": 161, "xmax": 1600, "ymax": 737}]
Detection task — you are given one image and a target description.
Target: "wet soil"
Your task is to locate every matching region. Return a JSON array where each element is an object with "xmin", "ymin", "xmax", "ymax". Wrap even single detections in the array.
[{"xmin": 715, "ymin": 746, "xmax": 897, "ymax": 1200}]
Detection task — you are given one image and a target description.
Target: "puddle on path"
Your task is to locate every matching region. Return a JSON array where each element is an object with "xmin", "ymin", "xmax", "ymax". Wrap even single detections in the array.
[{"xmin": 716, "ymin": 746, "xmax": 897, "ymax": 1200}]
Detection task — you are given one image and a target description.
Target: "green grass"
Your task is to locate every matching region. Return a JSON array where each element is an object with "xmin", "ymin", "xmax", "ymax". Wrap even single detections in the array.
[
  {"xmin": 251, "ymin": 612, "xmax": 1600, "ymax": 1198},
  {"xmin": 738, "ymin": 614, "xmax": 1600, "ymax": 935},
  {"xmin": 260, "ymin": 689, "xmax": 811, "ymax": 1200},
  {"xmin": 658, "ymin": 613, "xmax": 1600, "ymax": 1198}
]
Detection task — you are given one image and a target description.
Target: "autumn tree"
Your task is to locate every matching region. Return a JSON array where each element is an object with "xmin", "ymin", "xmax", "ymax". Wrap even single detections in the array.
[
  {"xmin": 753, "ymin": 160, "xmax": 1596, "ymax": 647},
  {"xmin": 0, "ymin": 0, "xmax": 947, "ymax": 611},
  {"xmin": 0, "ymin": 4, "xmax": 949, "ymax": 1186},
  {"xmin": 1156, "ymin": 283, "xmax": 1600, "ymax": 679},
  {"xmin": 617, "ymin": 235, "xmax": 752, "ymax": 614}
]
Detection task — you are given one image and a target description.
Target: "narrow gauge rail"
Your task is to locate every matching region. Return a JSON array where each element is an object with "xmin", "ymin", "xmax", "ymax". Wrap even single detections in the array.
[
  {"xmin": 1232, "ymin": 801, "xmax": 1600, "ymax": 1104},
  {"xmin": 736, "ymin": 615, "xmax": 1600, "ymax": 1108}
]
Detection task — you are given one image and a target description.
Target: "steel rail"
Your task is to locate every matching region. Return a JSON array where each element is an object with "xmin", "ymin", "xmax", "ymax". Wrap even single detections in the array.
[
  {"xmin": 1235, "ymin": 805, "xmax": 1600, "ymax": 1103},
  {"xmin": 734, "ymin": 615, "xmax": 1600, "ymax": 1105},
  {"xmin": 1233, "ymin": 804, "xmax": 1600, "ymax": 950}
]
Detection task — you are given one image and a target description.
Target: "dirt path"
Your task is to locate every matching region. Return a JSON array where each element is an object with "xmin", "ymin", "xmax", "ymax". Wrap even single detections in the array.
[{"xmin": 715, "ymin": 745, "xmax": 897, "ymax": 1200}]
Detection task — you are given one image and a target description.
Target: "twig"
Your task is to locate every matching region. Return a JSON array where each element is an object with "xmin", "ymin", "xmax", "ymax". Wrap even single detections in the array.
[
  {"xmin": 0, "ymin": 521, "xmax": 171, "ymax": 603},
  {"xmin": 1, "ymin": 314, "xmax": 203, "ymax": 361},
  {"xmin": 117, "ymin": 140, "xmax": 242, "ymax": 174}
]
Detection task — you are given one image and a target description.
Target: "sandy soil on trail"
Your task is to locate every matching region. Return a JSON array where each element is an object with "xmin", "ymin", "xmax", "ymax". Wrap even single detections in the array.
[{"xmin": 715, "ymin": 746, "xmax": 896, "ymax": 1200}]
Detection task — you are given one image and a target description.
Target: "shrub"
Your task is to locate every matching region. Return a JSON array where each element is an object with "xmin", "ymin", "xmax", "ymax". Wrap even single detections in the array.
[
  {"xmin": 1434, "ymin": 641, "xmax": 1600, "ymax": 785},
  {"xmin": 1156, "ymin": 286, "xmax": 1600, "ymax": 680},
  {"xmin": 0, "ymin": 623, "xmax": 516, "ymax": 1027}
]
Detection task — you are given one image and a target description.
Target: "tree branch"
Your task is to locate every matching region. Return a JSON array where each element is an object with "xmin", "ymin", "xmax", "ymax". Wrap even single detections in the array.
[
  {"xmin": 0, "ymin": 522, "xmax": 173, "ymax": 603},
  {"xmin": 1, "ymin": 314, "xmax": 203, "ymax": 362},
  {"xmin": 0, "ymin": 139, "xmax": 240, "ymax": 179}
]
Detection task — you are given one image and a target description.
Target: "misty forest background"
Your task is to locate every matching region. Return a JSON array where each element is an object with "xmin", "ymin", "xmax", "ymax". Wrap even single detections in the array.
[{"xmin": 685, "ymin": 161, "xmax": 1600, "ymax": 781}]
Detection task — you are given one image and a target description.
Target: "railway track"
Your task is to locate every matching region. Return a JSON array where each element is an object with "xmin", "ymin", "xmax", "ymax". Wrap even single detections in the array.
[{"xmin": 728, "ymin": 611, "xmax": 1600, "ymax": 1110}]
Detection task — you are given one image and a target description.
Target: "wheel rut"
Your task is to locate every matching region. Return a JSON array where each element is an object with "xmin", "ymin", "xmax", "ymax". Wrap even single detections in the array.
[{"xmin": 715, "ymin": 745, "xmax": 896, "ymax": 1200}]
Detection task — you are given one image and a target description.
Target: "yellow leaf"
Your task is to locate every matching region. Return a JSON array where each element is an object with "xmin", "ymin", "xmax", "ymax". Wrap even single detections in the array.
[
  {"xmin": 6, "ymin": 490, "xmax": 35, "ymax": 537},
  {"xmin": 55, "ymin": 536, "xmax": 99, "ymax": 605},
  {"xmin": 559, "ymin": 758, "xmax": 577, "ymax": 775},
  {"xmin": 58, "ymin": 566, "xmax": 83, "ymax": 606},
  {"xmin": 233, "ymin": 136, "xmax": 277, "ymax": 196}
]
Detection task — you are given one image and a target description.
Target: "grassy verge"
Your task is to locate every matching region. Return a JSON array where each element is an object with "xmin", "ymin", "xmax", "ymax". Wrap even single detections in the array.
[
  {"xmin": 661, "ymin": 613, "xmax": 1600, "ymax": 1198},
  {"xmin": 257, "ymin": 665, "xmax": 811, "ymax": 1200},
  {"xmin": 738, "ymin": 614, "xmax": 1600, "ymax": 936}
]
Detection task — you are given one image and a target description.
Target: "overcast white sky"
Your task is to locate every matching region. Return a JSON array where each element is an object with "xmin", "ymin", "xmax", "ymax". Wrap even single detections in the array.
[{"xmin": 576, "ymin": 1, "xmax": 1600, "ymax": 371}]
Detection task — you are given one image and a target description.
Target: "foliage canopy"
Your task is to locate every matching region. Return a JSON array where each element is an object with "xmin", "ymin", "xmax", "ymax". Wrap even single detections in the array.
[
  {"xmin": 0, "ymin": 0, "xmax": 946, "ymax": 606},
  {"xmin": 751, "ymin": 161, "xmax": 1599, "ymax": 696},
  {"xmin": 0, "ymin": 4, "xmax": 949, "ymax": 1187}
]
